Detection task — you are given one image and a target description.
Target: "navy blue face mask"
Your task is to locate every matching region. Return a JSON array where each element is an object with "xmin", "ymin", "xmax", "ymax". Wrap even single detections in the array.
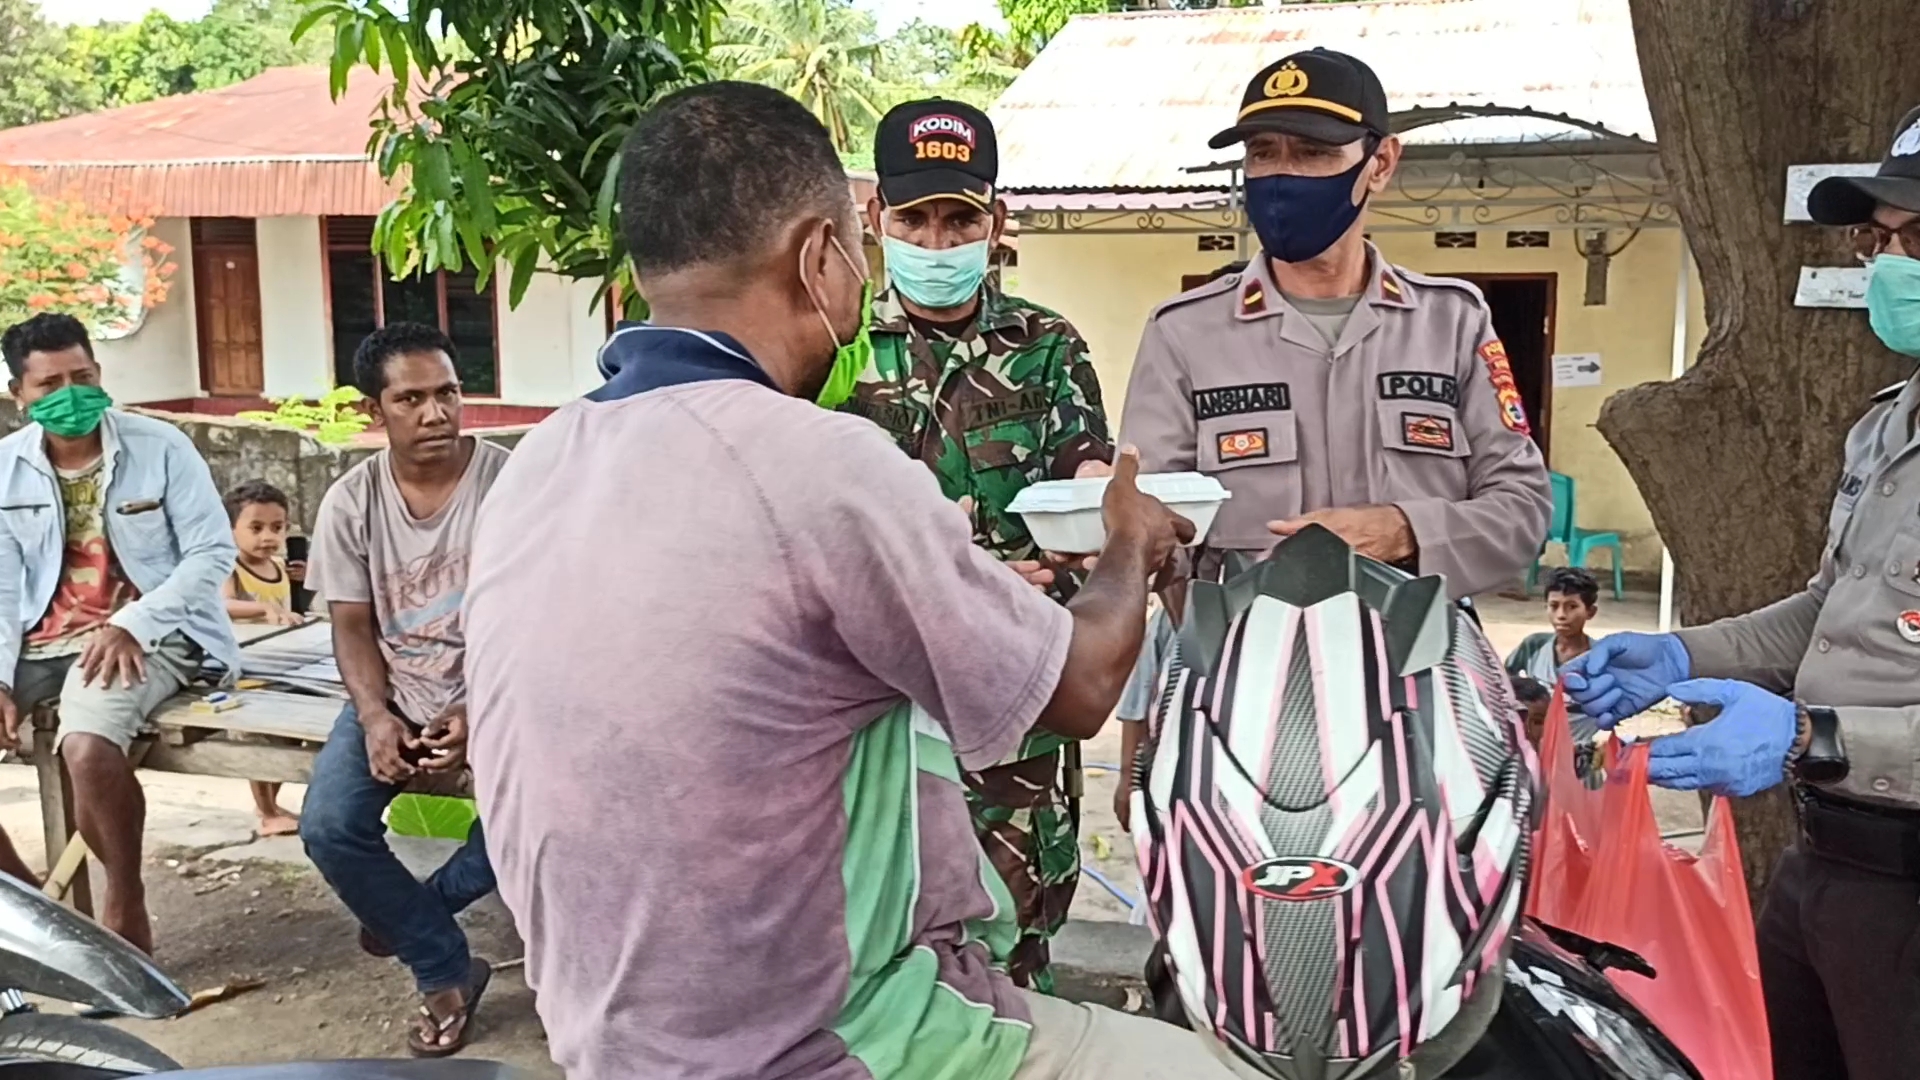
[{"xmin": 1245, "ymin": 150, "xmax": 1375, "ymax": 264}]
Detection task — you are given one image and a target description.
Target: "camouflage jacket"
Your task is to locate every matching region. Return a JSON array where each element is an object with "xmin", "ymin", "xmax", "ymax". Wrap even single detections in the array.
[
  {"xmin": 840, "ymin": 283, "xmax": 1112, "ymax": 762},
  {"xmin": 842, "ymin": 283, "xmax": 1112, "ymax": 561}
]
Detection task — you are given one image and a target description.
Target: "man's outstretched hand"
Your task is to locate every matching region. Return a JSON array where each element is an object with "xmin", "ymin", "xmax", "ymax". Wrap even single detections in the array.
[
  {"xmin": 1561, "ymin": 632, "xmax": 1692, "ymax": 729},
  {"xmin": 1102, "ymin": 448, "xmax": 1194, "ymax": 579},
  {"xmin": 1646, "ymin": 679, "xmax": 1798, "ymax": 798}
]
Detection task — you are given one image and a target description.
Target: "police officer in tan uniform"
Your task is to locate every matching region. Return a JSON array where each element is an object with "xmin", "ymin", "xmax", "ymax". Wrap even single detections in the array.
[
  {"xmin": 1120, "ymin": 49, "xmax": 1551, "ymax": 596},
  {"xmin": 1566, "ymin": 104, "xmax": 1920, "ymax": 1080}
]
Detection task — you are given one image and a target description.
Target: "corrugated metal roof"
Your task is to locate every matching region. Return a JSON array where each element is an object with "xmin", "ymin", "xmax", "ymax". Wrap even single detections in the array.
[
  {"xmin": 0, "ymin": 67, "xmax": 396, "ymax": 216},
  {"xmin": 990, "ymin": 0, "xmax": 1650, "ymax": 193}
]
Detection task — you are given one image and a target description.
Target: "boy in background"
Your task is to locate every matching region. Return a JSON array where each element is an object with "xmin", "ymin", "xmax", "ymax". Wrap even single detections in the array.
[
  {"xmin": 1506, "ymin": 567, "xmax": 1603, "ymax": 782},
  {"xmin": 1505, "ymin": 566, "xmax": 1600, "ymax": 683},
  {"xmin": 222, "ymin": 479, "xmax": 306, "ymax": 836}
]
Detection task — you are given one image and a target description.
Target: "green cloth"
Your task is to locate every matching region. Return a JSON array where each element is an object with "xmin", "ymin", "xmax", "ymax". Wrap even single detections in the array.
[{"xmin": 834, "ymin": 702, "xmax": 1030, "ymax": 1080}]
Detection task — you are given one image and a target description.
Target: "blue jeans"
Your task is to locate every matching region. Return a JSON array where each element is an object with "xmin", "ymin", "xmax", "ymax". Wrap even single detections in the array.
[{"xmin": 301, "ymin": 704, "xmax": 495, "ymax": 993}]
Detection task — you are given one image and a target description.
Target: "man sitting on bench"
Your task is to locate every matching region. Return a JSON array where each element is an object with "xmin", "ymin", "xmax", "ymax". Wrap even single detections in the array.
[
  {"xmin": 0, "ymin": 313, "xmax": 241, "ymax": 951},
  {"xmin": 300, "ymin": 322, "xmax": 507, "ymax": 1058}
]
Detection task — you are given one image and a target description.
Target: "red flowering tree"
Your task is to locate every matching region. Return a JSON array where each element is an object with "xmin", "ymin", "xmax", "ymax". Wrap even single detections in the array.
[{"xmin": 0, "ymin": 170, "xmax": 176, "ymax": 336}]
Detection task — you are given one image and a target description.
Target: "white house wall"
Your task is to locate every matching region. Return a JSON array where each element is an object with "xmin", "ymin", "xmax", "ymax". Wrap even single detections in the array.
[
  {"xmin": 495, "ymin": 271, "xmax": 606, "ymax": 405},
  {"xmin": 99, "ymin": 216, "xmax": 200, "ymax": 405},
  {"xmin": 255, "ymin": 216, "xmax": 332, "ymax": 400}
]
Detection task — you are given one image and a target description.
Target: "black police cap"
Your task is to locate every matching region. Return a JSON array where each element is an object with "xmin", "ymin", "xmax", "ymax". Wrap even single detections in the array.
[
  {"xmin": 1209, "ymin": 48, "xmax": 1391, "ymax": 150},
  {"xmin": 873, "ymin": 99, "xmax": 998, "ymax": 211},
  {"xmin": 1808, "ymin": 104, "xmax": 1920, "ymax": 226}
]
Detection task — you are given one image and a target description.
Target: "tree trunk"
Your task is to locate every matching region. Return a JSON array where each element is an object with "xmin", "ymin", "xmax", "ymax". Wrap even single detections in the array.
[{"xmin": 1608, "ymin": 0, "xmax": 1920, "ymax": 907}]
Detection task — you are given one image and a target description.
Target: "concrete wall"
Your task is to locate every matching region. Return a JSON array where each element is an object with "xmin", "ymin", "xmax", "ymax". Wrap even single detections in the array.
[
  {"xmin": 255, "ymin": 216, "xmax": 333, "ymax": 400},
  {"xmin": 1007, "ymin": 222, "xmax": 1707, "ymax": 574},
  {"xmin": 97, "ymin": 217, "xmax": 201, "ymax": 405}
]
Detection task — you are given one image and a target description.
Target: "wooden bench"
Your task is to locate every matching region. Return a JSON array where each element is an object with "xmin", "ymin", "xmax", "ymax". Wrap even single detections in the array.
[{"xmin": 26, "ymin": 623, "xmax": 469, "ymax": 916}]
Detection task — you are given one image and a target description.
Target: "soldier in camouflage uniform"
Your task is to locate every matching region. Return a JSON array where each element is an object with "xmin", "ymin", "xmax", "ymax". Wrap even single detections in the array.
[{"xmin": 841, "ymin": 100, "xmax": 1112, "ymax": 993}]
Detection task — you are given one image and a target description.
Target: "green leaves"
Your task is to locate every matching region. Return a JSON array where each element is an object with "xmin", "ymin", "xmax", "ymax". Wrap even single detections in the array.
[
  {"xmin": 387, "ymin": 794, "xmax": 478, "ymax": 841},
  {"xmin": 301, "ymin": 0, "xmax": 723, "ymax": 310}
]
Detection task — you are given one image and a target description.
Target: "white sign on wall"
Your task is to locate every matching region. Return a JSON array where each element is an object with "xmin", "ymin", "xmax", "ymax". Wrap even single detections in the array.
[{"xmin": 1551, "ymin": 352, "xmax": 1603, "ymax": 388}]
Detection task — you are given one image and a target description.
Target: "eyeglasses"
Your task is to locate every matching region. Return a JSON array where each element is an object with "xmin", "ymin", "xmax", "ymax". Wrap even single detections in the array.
[{"xmin": 1850, "ymin": 220, "xmax": 1920, "ymax": 263}]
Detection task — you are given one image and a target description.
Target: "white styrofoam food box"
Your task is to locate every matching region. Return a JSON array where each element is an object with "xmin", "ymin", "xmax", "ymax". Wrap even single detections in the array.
[{"xmin": 1007, "ymin": 472, "xmax": 1231, "ymax": 555}]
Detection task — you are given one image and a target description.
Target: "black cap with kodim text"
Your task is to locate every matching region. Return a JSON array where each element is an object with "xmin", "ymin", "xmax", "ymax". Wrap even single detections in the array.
[
  {"xmin": 874, "ymin": 99, "xmax": 998, "ymax": 211},
  {"xmin": 1209, "ymin": 48, "xmax": 1391, "ymax": 150},
  {"xmin": 1808, "ymin": 105, "xmax": 1920, "ymax": 226}
]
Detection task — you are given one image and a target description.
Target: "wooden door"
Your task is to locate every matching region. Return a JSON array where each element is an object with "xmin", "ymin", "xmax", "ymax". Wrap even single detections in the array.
[{"xmin": 191, "ymin": 218, "xmax": 265, "ymax": 397}]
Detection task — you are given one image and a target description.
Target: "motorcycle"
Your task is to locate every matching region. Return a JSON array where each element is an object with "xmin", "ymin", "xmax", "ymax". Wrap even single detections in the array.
[
  {"xmin": 0, "ymin": 870, "xmax": 186, "ymax": 1074},
  {"xmin": 1449, "ymin": 920, "xmax": 1702, "ymax": 1080},
  {"xmin": 0, "ymin": 873, "xmax": 524, "ymax": 1079},
  {"xmin": 1148, "ymin": 918, "xmax": 1701, "ymax": 1079}
]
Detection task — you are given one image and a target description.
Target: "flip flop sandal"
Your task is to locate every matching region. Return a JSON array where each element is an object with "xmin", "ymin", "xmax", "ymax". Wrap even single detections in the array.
[
  {"xmin": 408, "ymin": 956, "xmax": 492, "ymax": 1059},
  {"xmin": 360, "ymin": 926, "xmax": 395, "ymax": 959}
]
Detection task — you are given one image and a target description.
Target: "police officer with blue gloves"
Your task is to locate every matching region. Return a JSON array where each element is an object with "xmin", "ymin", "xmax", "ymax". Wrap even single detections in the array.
[{"xmin": 1564, "ymin": 104, "xmax": 1920, "ymax": 1080}]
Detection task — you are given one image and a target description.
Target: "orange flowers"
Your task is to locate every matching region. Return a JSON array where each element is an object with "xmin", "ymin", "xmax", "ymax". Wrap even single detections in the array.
[{"xmin": 1, "ymin": 175, "xmax": 176, "ymax": 332}]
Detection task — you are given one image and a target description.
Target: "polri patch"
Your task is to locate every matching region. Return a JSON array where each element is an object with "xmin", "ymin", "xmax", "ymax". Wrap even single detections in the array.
[
  {"xmin": 1193, "ymin": 382, "xmax": 1291, "ymax": 421},
  {"xmin": 1402, "ymin": 413, "xmax": 1455, "ymax": 451},
  {"xmin": 1217, "ymin": 429, "xmax": 1269, "ymax": 462},
  {"xmin": 1900, "ymin": 610, "xmax": 1920, "ymax": 644},
  {"xmin": 1378, "ymin": 372, "xmax": 1459, "ymax": 407}
]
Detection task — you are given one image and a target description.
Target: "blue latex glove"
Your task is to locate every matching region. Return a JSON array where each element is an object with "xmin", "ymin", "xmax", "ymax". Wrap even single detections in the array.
[
  {"xmin": 1560, "ymin": 632, "xmax": 1691, "ymax": 729},
  {"xmin": 1644, "ymin": 679, "xmax": 1798, "ymax": 798}
]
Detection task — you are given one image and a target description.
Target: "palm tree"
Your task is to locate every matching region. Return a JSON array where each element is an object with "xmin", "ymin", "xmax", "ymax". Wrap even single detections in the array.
[{"xmin": 711, "ymin": 0, "xmax": 892, "ymax": 154}]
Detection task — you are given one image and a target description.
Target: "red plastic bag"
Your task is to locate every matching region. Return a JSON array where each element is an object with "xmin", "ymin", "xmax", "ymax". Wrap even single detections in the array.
[{"xmin": 1524, "ymin": 689, "xmax": 1771, "ymax": 1080}]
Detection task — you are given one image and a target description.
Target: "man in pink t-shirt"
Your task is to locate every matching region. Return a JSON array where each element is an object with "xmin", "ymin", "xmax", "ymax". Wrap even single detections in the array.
[{"xmin": 464, "ymin": 83, "xmax": 1257, "ymax": 1080}]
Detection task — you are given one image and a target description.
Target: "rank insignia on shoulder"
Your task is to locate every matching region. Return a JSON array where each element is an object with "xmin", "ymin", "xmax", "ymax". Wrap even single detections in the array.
[
  {"xmin": 1841, "ymin": 474, "xmax": 1864, "ymax": 497},
  {"xmin": 1241, "ymin": 280, "xmax": 1267, "ymax": 315},
  {"xmin": 1380, "ymin": 271, "xmax": 1404, "ymax": 300},
  {"xmin": 1217, "ymin": 428, "xmax": 1268, "ymax": 462}
]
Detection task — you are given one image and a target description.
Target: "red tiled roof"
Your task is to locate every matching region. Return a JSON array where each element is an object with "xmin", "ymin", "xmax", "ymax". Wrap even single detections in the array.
[
  {"xmin": 0, "ymin": 67, "xmax": 396, "ymax": 216},
  {"xmin": 2, "ymin": 71, "xmax": 901, "ymax": 222}
]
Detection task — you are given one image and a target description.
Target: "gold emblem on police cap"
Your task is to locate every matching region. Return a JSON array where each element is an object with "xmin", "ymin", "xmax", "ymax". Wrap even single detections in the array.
[{"xmin": 1264, "ymin": 62, "xmax": 1309, "ymax": 99}]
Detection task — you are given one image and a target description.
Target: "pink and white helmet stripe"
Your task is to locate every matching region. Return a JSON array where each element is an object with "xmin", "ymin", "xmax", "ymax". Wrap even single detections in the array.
[{"xmin": 1133, "ymin": 527, "xmax": 1534, "ymax": 1080}]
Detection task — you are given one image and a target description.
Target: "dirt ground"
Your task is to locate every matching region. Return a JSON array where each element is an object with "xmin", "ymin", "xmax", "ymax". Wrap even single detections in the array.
[{"xmin": 7, "ymin": 590, "xmax": 1687, "ymax": 1073}]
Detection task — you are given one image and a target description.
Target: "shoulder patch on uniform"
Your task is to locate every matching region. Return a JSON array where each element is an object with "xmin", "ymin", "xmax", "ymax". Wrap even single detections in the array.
[
  {"xmin": 1395, "ymin": 266, "xmax": 1489, "ymax": 305},
  {"xmin": 1872, "ymin": 381, "xmax": 1907, "ymax": 403},
  {"xmin": 1479, "ymin": 340, "xmax": 1533, "ymax": 437},
  {"xmin": 1147, "ymin": 273, "xmax": 1239, "ymax": 321}
]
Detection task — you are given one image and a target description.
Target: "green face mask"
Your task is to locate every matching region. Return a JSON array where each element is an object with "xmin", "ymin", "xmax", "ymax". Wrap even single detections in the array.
[
  {"xmin": 815, "ymin": 281, "xmax": 873, "ymax": 409},
  {"xmin": 805, "ymin": 235, "xmax": 873, "ymax": 410},
  {"xmin": 28, "ymin": 384, "xmax": 112, "ymax": 439},
  {"xmin": 1868, "ymin": 254, "xmax": 1920, "ymax": 359}
]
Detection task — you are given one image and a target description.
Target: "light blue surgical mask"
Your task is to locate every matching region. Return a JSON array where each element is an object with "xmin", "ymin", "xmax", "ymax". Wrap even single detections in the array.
[
  {"xmin": 881, "ymin": 234, "xmax": 990, "ymax": 310},
  {"xmin": 1869, "ymin": 254, "xmax": 1920, "ymax": 359}
]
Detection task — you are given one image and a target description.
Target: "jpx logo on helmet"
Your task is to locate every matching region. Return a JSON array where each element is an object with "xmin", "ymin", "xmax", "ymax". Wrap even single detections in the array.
[
  {"xmin": 1243, "ymin": 856, "xmax": 1358, "ymax": 902},
  {"xmin": 909, "ymin": 114, "xmax": 977, "ymax": 147}
]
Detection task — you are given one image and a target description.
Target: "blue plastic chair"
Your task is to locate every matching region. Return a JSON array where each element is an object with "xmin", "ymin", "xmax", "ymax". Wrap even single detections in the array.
[{"xmin": 1526, "ymin": 471, "xmax": 1625, "ymax": 599}]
